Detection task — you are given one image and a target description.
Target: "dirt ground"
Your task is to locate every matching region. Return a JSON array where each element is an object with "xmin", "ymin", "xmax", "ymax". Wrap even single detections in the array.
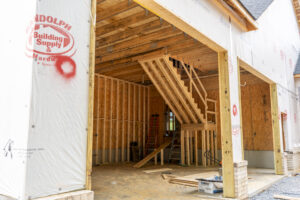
[
  {"xmin": 92, "ymin": 163, "xmax": 284, "ymax": 200},
  {"xmin": 92, "ymin": 163, "xmax": 216, "ymax": 200}
]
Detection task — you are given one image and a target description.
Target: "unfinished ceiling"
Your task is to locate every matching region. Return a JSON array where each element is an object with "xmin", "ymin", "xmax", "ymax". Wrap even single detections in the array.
[{"xmin": 95, "ymin": 0, "xmax": 218, "ymax": 84}]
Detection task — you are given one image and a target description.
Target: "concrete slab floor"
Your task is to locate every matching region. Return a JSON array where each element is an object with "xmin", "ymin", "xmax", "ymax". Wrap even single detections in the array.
[{"xmin": 91, "ymin": 163, "xmax": 284, "ymax": 200}]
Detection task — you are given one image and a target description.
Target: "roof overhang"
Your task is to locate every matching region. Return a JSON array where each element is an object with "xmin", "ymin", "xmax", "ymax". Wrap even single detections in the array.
[{"xmin": 211, "ymin": 0, "xmax": 258, "ymax": 31}]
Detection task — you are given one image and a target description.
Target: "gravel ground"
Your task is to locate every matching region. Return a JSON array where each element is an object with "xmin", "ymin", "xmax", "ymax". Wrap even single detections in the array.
[{"xmin": 251, "ymin": 174, "xmax": 300, "ymax": 200}]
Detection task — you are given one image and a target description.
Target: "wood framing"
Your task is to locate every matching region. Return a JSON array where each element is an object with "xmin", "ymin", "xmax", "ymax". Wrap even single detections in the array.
[
  {"xmin": 270, "ymin": 84, "xmax": 284, "ymax": 175},
  {"xmin": 86, "ymin": 0, "xmax": 96, "ymax": 191},
  {"xmin": 218, "ymin": 51, "xmax": 235, "ymax": 197},
  {"xmin": 133, "ymin": 0, "xmax": 225, "ymax": 52}
]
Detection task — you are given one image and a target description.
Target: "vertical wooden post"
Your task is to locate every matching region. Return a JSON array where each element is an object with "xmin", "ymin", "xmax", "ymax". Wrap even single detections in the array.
[
  {"xmin": 95, "ymin": 76, "xmax": 100, "ymax": 165},
  {"xmin": 133, "ymin": 85, "xmax": 136, "ymax": 142},
  {"xmin": 218, "ymin": 51, "xmax": 235, "ymax": 197},
  {"xmin": 102, "ymin": 78, "xmax": 107, "ymax": 164},
  {"xmin": 202, "ymin": 130, "xmax": 206, "ymax": 167},
  {"xmin": 86, "ymin": 0, "xmax": 96, "ymax": 190},
  {"xmin": 195, "ymin": 130, "xmax": 198, "ymax": 166},
  {"xmin": 127, "ymin": 84, "xmax": 131, "ymax": 162},
  {"xmin": 138, "ymin": 85, "xmax": 141, "ymax": 157},
  {"xmin": 206, "ymin": 130, "xmax": 210, "ymax": 166},
  {"xmin": 109, "ymin": 80, "xmax": 113, "ymax": 163},
  {"xmin": 122, "ymin": 82, "xmax": 125, "ymax": 162},
  {"xmin": 116, "ymin": 80, "xmax": 119, "ymax": 163},
  {"xmin": 143, "ymin": 87, "xmax": 146, "ymax": 157},
  {"xmin": 186, "ymin": 131, "xmax": 190, "ymax": 166},
  {"xmin": 181, "ymin": 129, "xmax": 185, "ymax": 165},
  {"xmin": 270, "ymin": 84, "xmax": 284, "ymax": 175},
  {"xmin": 214, "ymin": 130, "xmax": 218, "ymax": 166}
]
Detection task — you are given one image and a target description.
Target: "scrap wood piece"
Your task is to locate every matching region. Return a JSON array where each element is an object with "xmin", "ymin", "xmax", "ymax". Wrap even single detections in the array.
[
  {"xmin": 133, "ymin": 139, "xmax": 172, "ymax": 168},
  {"xmin": 168, "ymin": 171, "xmax": 218, "ymax": 187},
  {"xmin": 143, "ymin": 168, "xmax": 173, "ymax": 174},
  {"xmin": 274, "ymin": 194, "xmax": 300, "ymax": 200},
  {"xmin": 161, "ymin": 174, "xmax": 177, "ymax": 180}
]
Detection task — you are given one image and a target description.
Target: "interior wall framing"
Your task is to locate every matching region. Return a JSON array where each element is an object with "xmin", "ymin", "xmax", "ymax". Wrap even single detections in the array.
[{"xmin": 93, "ymin": 74, "xmax": 150, "ymax": 164}]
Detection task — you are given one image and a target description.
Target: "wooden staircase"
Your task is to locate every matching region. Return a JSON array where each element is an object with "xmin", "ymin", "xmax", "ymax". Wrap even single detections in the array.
[
  {"xmin": 139, "ymin": 55, "xmax": 207, "ymax": 125},
  {"xmin": 138, "ymin": 54, "xmax": 218, "ymax": 167}
]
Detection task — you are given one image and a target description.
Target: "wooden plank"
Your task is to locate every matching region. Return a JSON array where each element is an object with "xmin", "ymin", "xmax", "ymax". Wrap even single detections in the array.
[
  {"xmin": 133, "ymin": 139, "xmax": 172, "ymax": 168},
  {"xmin": 116, "ymin": 80, "xmax": 119, "ymax": 163},
  {"xmin": 147, "ymin": 87, "xmax": 150, "ymax": 157},
  {"xmin": 202, "ymin": 130, "xmax": 206, "ymax": 167},
  {"xmin": 96, "ymin": 1, "xmax": 138, "ymax": 22},
  {"xmin": 195, "ymin": 130, "xmax": 198, "ymax": 166},
  {"xmin": 218, "ymin": 51, "xmax": 235, "ymax": 197},
  {"xmin": 86, "ymin": 0, "xmax": 96, "ymax": 190},
  {"xmin": 143, "ymin": 168, "xmax": 172, "ymax": 174},
  {"xmin": 102, "ymin": 77, "xmax": 107, "ymax": 163},
  {"xmin": 181, "ymin": 123, "xmax": 204, "ymax": 131},
  {"xmin": 181, "ymin": 130, "xmax": 185, "ymax": 165},
  {"xmin": 190, "ymin": 131, "xmax": 193, "ymax": 164},
  {"xmin": 270, "ymin": 84, "xmax": 284, "ymax": 175},
  {"xmin": 96, "ymin": 11, "xmax": 155, "ymax": 35},
  {"xmin": 109, "ymin": 79, "xmax": 113, "ymax": 163},
  {"xmin": 122, "ymin": 82, "xmax": 125, "ymax": 162},
  {"xmin": 127, "ymin": 83, "xmax": 131, "ymax": 162},
  {"xmin": 186, "ymin": 131, "xmax": 190, "ymax": 166},
  {"xmin": 214, "ymin": 130, "xmax": 218, "ymax": 166}
]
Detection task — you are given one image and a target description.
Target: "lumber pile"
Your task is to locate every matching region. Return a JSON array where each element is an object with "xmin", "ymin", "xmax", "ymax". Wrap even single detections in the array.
[{"xmin": 169, "ymin": 171, "xmax": 218, "ymax": 187}]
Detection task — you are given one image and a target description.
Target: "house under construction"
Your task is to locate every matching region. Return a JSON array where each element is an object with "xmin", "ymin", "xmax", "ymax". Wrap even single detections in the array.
[{"xmin": 1, "ymin": 0, "xmax": 300, "ymax": 200}]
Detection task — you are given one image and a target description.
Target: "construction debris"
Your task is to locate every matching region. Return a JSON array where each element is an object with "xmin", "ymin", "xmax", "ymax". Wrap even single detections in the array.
[{"xmin": 143, "ymin": 168, "xmax": 173, "ymax": 174}]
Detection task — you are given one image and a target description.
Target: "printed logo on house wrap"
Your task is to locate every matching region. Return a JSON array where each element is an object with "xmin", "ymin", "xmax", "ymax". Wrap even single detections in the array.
[{"xmin": 26, "ymin": 15, "xmax": 77, "ymax": 79}]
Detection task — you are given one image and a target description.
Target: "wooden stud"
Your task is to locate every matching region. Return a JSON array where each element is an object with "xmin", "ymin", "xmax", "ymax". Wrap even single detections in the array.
[
  {"xmin": 214, "ymin": 130, "xmax": 218, "ymax": 166},
  {"xmin": 270, "ymin": 84, "xmax": 284, "ymax": 175},
  {"xmin": 195, "ymin": 130, "xmax": 198, "ymax": 166},
  {"xmin": 95, "ymin": 76, "xmax": 100, "ymax": 165},
  {"xmin": 122, "ymin": 82, "xmax": 125, "ymax": 162},
  {"xmin": 155, "ymin": 151, "xmax": 158, "ymax": 165},
  {"xmin": 190, "ymin": 131, "xmax": 193, "ymax": 164},
  {"xmin": 133, "ymin": 85, "xmax": 136, "ymax": 142},
  {"xmin": 210, "ymin": 129, "xmax": 214, "ymax": 165},
  {"xmin": 86, "ymin": 0, "xmax": 96, "ymax": 190},
  {"xmin": 181, "ymin": 130, "xmax": 185, "ymax": 165},
  {"xmin": 116, "ymin": 80, "xmax": 119, "ymax": 163},
  {"xmin": 138, "ymin": 85, "xmax": 141, "ymax": 157},
  {"xmin": 102, "ymin": 77, "xmax": 107, "ymax": 164},
  {"xmin": 186, "ymin": 131, "xmax": 190, "ymax": 166},
  {"xmin": 109, "ymin": 79, "xmax": 113, "ymax": 163},
  {"xmin": 143, "ymin": 87, "xmax": 146, "ymax": 157},
  {"xmin": 127, "ymin": 83, "xmax": 131, "ymax": 162},
  {"xmin": 206, "ymin": 130, "xmax": 210, "ymax": 166},
  {"xmin": 202, "ymin": 130, "xmax": 206, "ymax": 167},
  {"xmin": 218, "ymin": 51, "xmax": 235, "ymax": 197}
]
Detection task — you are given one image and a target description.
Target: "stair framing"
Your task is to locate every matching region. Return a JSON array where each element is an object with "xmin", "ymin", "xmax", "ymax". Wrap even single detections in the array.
[{"xmin": 138, "ymin": 54, "xmax": 218, "ymax": 167}]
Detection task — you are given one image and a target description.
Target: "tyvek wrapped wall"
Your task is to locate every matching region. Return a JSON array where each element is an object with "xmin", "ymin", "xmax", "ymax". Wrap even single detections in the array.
[
  {"xmin": 24, "ymin": 0, "xmax": 91, "ymax": 199},
  {"xmin": 0, "ymin": 1, "xmax": 37, "ymax": 199},
  {"xmin": 0, "ymin": 0, "xmax": 92, "ymax": 199},
  {"xmin": 155, "ymin": 0, "xmax": 300, "ymax": 151}
]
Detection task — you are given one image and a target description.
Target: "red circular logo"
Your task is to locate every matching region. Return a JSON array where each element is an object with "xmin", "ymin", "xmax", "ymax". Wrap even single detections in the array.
[{"xmin": 55, "ymin": 56, "xmax": 76, "ymax": 79}]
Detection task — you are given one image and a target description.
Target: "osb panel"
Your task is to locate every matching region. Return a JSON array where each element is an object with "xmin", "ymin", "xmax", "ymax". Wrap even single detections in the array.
[{"xmin": 203, "ymin": 81, "xmax": 273, "ymax": 151}]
